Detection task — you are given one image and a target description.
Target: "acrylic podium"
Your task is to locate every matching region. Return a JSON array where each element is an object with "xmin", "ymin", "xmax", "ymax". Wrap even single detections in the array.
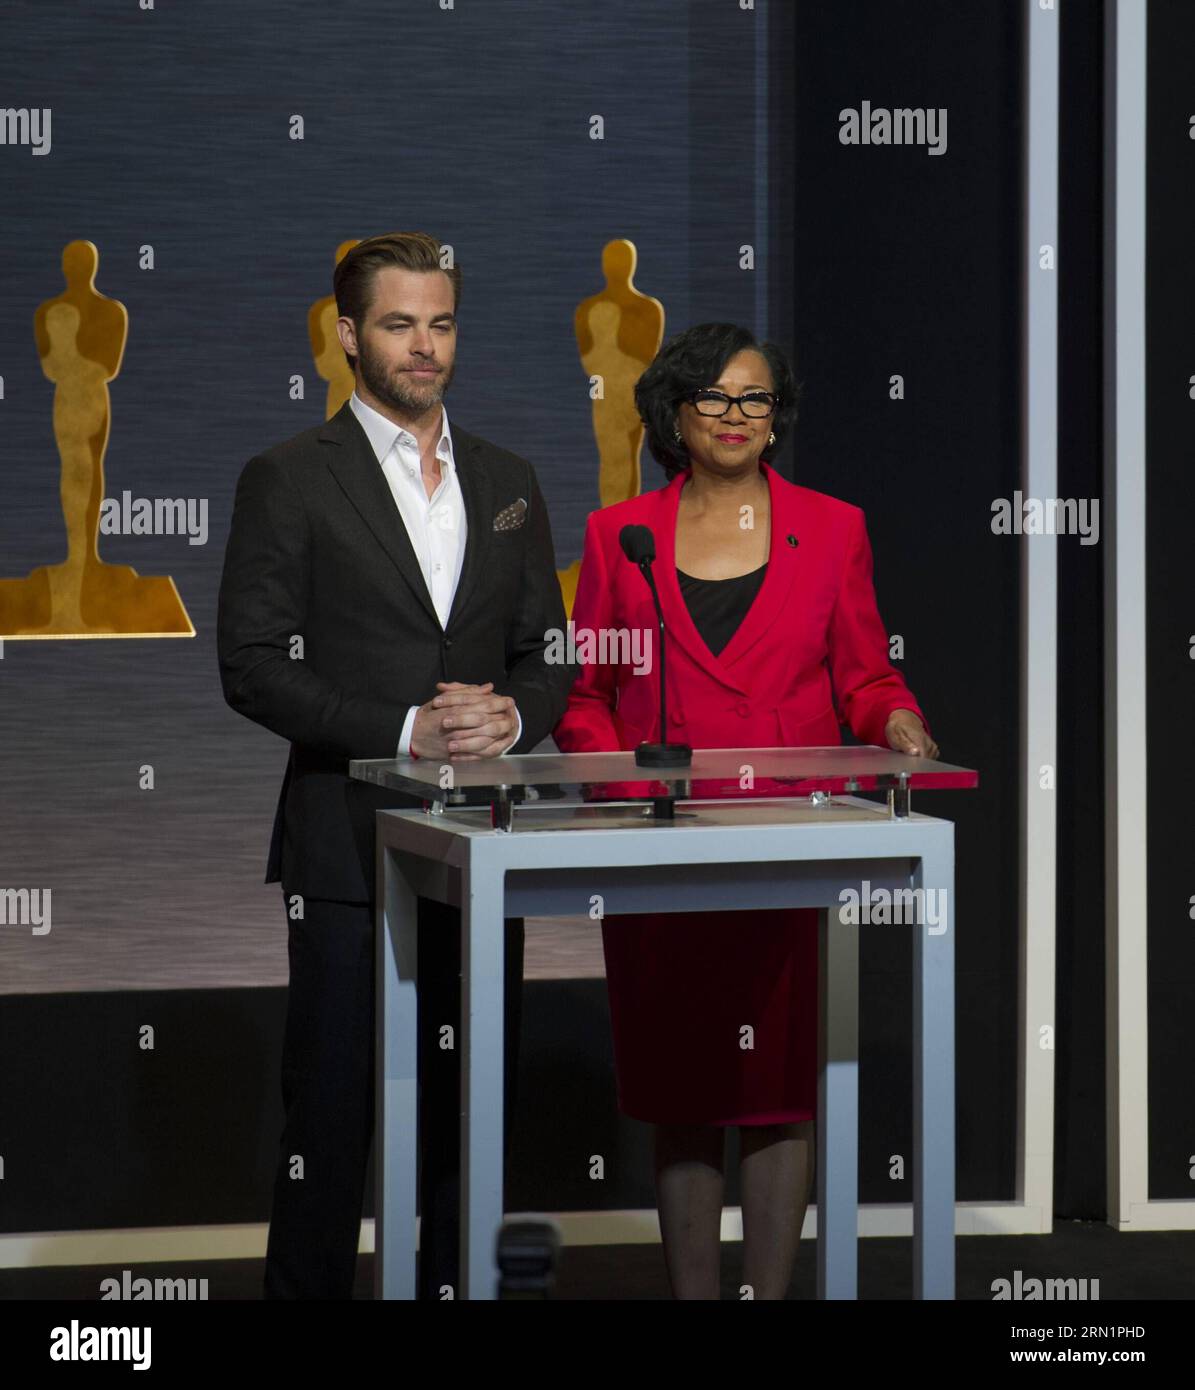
[{"xmin": 348, "ymin": 746, "xmax": 978, "ymax": 1301}]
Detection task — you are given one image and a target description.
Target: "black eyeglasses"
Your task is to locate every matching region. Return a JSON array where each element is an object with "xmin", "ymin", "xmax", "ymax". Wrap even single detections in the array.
[{"xmin": 685, "ymin": 389, "xmax": 778, "ymax": 418}]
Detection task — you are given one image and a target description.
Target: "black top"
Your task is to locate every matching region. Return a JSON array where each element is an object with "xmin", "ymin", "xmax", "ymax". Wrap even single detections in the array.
[{"xmin": 676, "ymin": 563, "xmax": 768, "ymax": 658}]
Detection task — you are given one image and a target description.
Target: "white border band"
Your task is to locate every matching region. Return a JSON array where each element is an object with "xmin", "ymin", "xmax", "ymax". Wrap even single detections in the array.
[
  {"xmin": 1105, "ymin": 0, "xmax": 1158, "ymax": 1230},
  {"xmin": 1016, "ymin": 0, "xmax": 1060, "ymax": 1233}
]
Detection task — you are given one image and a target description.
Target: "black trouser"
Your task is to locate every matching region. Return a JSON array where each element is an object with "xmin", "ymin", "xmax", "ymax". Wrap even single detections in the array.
[{"xmin": 263, "ymin": 892, "xmax": 524, "ymax": 1299}]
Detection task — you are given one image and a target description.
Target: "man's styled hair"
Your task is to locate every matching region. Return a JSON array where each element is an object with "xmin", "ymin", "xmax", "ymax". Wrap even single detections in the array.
[{"xmin": 333, "ymin": 231, "xmax": 463, "ymax": 370}]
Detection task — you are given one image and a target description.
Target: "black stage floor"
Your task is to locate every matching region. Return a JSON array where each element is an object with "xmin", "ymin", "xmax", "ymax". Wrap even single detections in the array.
[{"xmin": 3, "ymin": 1224, "xmax": 1193, "ymax": 1301}]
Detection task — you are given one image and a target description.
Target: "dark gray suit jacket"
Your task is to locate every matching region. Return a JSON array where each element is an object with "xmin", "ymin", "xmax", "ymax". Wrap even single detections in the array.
[{"xmin": 217, "ymin": 399, "xmax": 573, "ymax": 901}]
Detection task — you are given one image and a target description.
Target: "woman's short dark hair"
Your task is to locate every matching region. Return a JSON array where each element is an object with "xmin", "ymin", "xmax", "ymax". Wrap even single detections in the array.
[
  {"xmin": 333, "ymin": 231, "xmax": 462, "ymax": 370},
  {"xmin": 634, "ymin": 323, "xmax": 800, "ymax": 480}
]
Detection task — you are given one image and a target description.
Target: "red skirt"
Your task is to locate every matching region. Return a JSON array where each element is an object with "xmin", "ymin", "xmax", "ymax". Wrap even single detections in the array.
[{"xmin": 599, "ymin": 906, "xmax": 818, "ymax": 1126}]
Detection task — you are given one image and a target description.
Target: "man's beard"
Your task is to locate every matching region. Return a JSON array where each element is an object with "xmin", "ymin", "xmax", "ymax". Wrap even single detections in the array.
[{"xmin": 358, "ymin": 339, "xmax": 454, "ymax": 415}]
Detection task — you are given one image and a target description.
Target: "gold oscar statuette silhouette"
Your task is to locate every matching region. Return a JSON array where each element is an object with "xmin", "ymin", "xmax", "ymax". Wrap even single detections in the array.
[
  {"xmin": 559, "ymin": 239, "xmax": 663, "ymax": 616},
  {"xmin": 309, "ymin": 239, "xmax": 360, "ymax": 421},
  {"xmin": 0, "ymin": 240, "xmax": 194, "ymax": 638}
]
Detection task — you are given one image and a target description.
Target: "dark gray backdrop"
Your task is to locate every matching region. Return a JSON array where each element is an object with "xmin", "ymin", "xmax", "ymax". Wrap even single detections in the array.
[{"xmin": 0, "ymin": 0, "xmax": 1049, "ymax": 1232}]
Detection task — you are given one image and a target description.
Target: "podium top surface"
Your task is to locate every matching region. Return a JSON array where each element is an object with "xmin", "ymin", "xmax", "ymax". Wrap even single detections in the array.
[{"xmin": 349, "ymin": 745, "xmax": 978, "ymax": 799}]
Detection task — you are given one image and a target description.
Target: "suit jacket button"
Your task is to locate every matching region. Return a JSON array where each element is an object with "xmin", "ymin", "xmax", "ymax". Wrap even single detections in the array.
[
  {"xmin": 736, "ymin": 700, "xmax": 751, "ymax": 717},
  {"xmin": 443, "ymin": 637, "xmax": 453, "ymax": 648}
]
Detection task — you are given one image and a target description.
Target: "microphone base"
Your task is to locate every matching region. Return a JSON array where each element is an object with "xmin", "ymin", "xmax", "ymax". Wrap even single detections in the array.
[{"xmin": 634, "ymin": 742, "xmax": 693, "ymax": 768}]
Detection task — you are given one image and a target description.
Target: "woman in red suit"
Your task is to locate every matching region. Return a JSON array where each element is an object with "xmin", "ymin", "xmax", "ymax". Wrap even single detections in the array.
[{"xmin": 553, "ymin": 324, "xmax": 939, "ymax": 1299}]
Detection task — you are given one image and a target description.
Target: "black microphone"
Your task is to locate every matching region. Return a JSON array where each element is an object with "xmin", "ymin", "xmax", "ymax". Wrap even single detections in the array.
[
  {"xmin": 619, "ymin": 524, "xmax": 692, "ymax": 768},
  {"xmin": 619, "ymin": 523, "xmax": 655, "ymax": 567}
]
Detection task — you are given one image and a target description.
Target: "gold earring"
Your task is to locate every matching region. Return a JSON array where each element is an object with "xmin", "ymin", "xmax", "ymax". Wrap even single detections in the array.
[{"xmin": 768, "ymin": 431, "xmax": 776, "ymax": 446}]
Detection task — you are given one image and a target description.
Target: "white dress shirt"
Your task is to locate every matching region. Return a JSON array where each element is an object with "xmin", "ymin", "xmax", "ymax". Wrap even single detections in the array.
[{"xmin": 348, "ymin": 391, "xmax": 521, "ymax": 757}]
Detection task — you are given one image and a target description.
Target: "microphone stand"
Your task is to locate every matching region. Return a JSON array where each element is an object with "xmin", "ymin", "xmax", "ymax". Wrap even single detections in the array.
[{"xmin": 633, "ymin": 559, "xmax": 692, "ymax": 813}]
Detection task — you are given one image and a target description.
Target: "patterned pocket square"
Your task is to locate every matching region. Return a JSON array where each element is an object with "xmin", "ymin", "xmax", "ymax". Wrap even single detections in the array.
[{"xmin": 492, "ymin": 497, "xmax": 528, "ymax": 532}]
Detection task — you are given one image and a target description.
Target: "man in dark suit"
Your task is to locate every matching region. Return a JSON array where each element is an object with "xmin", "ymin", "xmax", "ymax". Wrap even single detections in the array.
[{"xmin": 217, "ymin": 231, "xmax": 573, "ymax": 1299}]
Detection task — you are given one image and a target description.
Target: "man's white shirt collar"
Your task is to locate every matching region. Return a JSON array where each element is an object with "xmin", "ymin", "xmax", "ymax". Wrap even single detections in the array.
[{"xmin": 349, "ymin": 390, "xmax": 454, "ymax": 471}]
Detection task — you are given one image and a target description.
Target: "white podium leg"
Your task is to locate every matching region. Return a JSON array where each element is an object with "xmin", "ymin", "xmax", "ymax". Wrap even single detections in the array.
[
  {"xmin": 913, "ymin": 831, "xmax": 956, "ymax": 1298},
  {"xmin": 817, "ymin": 902, "xmax": 859, "ymax": 1298},
  {"xmin": 376, "ymin": 843, "xmax": 419, "ymax": 1300},
  {"xmin": 460, "ymin": 850, "xmax": 506, "ymax": 1300}
]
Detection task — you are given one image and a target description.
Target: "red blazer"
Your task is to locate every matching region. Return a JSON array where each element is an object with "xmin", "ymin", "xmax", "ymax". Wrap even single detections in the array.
[{"xmin": 553, "ymin": 462, "xmax": 929, "ymax": 757}]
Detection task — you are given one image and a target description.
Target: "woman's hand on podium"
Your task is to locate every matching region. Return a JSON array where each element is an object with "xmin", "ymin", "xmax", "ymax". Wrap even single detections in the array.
[{"xmin": 884, "ymin": 709, "xmax": 939, "ymax": 760}]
